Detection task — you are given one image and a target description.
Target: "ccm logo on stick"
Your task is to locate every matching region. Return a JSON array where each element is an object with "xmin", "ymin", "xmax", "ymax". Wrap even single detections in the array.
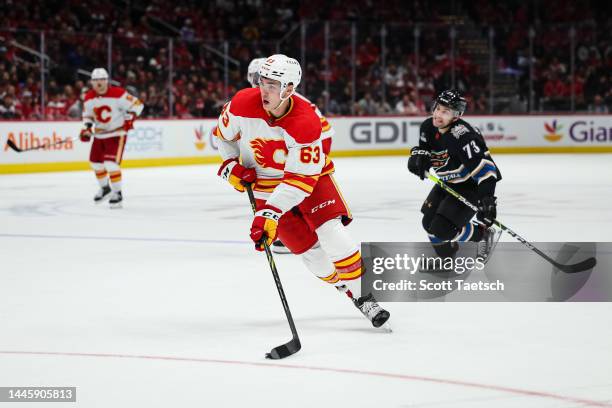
[{"xmin": 311, "ymin": 200, "xmax": 336, "ymax": 213}]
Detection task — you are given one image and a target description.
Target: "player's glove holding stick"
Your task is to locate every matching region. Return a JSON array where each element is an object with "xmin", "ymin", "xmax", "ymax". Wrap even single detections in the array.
[
  {"xmin": 79, "ymin": 123, "xmax": 93, "ymax": 142},
  {"xmin": 478, "ymin": 196, "xmax": 497, "ymax": 227},
  {"xmin": 408, "ymin": 146, "xmax": 431, "ymax": 180},
  {"xmin": 123, "ymin": 112, "xmax": 137, "ymax": 131},
  {"xmin": 250, "ymin": 205, "xmax": 282, "ymax": 251},
  {"xmin": 217, "ymin": 158, "xmax": 257, "ymax": 193}
]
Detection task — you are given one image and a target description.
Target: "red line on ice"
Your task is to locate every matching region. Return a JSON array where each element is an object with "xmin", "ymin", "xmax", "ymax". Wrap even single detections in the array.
[{"xmin": 1, "ymin": 350, "xmax": 610, "ymax": 407}]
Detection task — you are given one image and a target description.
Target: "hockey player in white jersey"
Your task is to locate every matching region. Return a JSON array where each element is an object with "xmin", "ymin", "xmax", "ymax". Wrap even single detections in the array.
[
  {"xmin": 247, "ymin": 57, "xmax": 334, "ymax": 254},
  {"xmin": 216, "ymin": 55, "xmax": 390, "ymax": 328},
  {"xmin": 80, "ymin": 68, "xmax": 144, "ymax": 208}
]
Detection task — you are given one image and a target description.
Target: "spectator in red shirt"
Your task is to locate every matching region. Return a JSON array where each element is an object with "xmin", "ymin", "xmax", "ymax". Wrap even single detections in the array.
[
  {"xmin": 174, "ymin": 94, "xmax": 192, "ymax": 118},
  {"xmin": 357, "ymin": 37, "xmax": 380, "ymax": 68},
  {"xmin": 46, "ymin": 91, "xmax": 68, "ymax": 119},
  {"xmin": 15, "ymin": 90, "xmax": 41, "ymax": 119},
  {"xmin": 543, "ymin": 73, "xmax": 569, "ymax": 110}
]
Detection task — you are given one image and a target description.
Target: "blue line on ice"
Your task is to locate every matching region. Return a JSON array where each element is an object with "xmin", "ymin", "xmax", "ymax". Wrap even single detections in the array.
[{"xmin": 0, "ymin": 233, "xmax": 250, "ymax": 245}]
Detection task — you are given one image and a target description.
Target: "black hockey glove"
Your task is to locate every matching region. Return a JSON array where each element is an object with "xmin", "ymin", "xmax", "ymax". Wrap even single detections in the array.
[
  {"xmin": 477, "ymin": 196, "xmax": 497, "ymax": 227},
  {"xmin": 408, "ymin": 147, "xmax": 431, "ymax": 180}
]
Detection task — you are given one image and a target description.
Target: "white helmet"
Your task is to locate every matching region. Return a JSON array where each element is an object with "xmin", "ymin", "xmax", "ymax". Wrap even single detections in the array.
[
  {"xmin": 247, "ymin": 58, "xmax": 265, "ymax": 87},
  {"xmin": 91, "ymin": 68, "xmax": 109, "ymax": 80},
  {"xmin": 258, "ymin": 54, "xmax": 301, "ymax": 100}
]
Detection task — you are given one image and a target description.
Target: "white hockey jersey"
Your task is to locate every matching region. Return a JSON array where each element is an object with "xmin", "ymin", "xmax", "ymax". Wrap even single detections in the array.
[
  {"xmin": 82, "ymin": 86, "xmax": 144, "ymax": 139},
  {"xmin": 214, "ymin": 87, "xmax": 335, "ymax": 211}
]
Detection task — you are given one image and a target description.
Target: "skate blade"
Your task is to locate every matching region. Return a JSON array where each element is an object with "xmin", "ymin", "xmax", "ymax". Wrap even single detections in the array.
[
  {"xmin": 489, "ymin": 229, "xmax": 503, "ymax": 254},
  {"xmin": 379, "ymin": 322, "xmax": 393, "ymax": 333},
  {"xmin": 479, "ymin": 229, "xmax": 503, "ymax": 264},
  {"xmin": 94, "ymin": 195, "xmax": 111, "ymax": 204},
  {"xmin": 109, "ymin": 202, "xmax": 123, "ymax": 209}
]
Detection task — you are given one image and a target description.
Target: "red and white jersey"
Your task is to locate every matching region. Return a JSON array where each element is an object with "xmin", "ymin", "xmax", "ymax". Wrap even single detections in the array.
[
  {"xmin": 82, "ymin": 86, "xmax": 144, "ymax": 139},
  {"xmin": 294, "ymin": 92, "xmax": 333, "ymax": 154},
  {"xmin": 215, "ymin": 87, "xmax": 335, "ymax": 210}
]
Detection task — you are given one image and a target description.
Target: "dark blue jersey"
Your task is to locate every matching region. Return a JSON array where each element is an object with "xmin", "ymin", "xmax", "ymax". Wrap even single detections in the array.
[{"xmin": 419, "ymin": 117, "xmax": 501, "ymax": 197}]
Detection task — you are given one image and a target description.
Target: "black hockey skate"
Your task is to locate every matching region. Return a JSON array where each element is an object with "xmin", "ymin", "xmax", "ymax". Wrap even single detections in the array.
[
  {"xmin": 109, "ymin": 191, "xmax": 123, "ymax": 209},
  {"xmin": 476, "ymin": 226, "xmax": 502, "ymax": 264},
  {"xmin": 94, "ymin": 185, "xmax": 112, "ymax": 203},
  {"xmin": 353, "ymin": 293, "xmax": 390, "ymax": 328}
]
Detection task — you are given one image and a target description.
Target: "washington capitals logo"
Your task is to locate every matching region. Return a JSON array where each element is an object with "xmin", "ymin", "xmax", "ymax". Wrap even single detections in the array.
[
  {"xmin": 194, "ymin": 125, "xmax": 207, "ymax": 150},
  {"xmin": 544, "ymin": 120, "xmax": 563, "ymax": 142},
  {"xmin": 250, "ymin": 138, "xmax": 288, "ymax": 170}
]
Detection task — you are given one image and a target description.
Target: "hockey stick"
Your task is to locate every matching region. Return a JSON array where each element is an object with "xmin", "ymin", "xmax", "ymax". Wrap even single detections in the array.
[
  {"xmin": 426, "ymin": 172, "xmax": 597, "ymax": 274},
  {"xmin": 245, "ymin": 184, "xmax": 301, "ymax": 359},
  {"xmin": 5, "ymin": 126, "xmax": 125, "ymax": 153},
  {"xmin": 6, "ymin": 135, "xmax": 79, "ymax": 153}
]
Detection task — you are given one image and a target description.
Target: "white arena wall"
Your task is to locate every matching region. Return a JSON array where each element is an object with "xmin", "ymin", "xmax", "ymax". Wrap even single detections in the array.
[{"xmin": 1, "ymin": 114, "xmax": 610, "ymax": 173}]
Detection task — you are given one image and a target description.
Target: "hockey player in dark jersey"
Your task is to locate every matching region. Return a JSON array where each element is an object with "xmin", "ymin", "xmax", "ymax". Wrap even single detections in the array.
[{"xmin": 408, "ymin": 90, "xmax": 501, "ymax": 262}]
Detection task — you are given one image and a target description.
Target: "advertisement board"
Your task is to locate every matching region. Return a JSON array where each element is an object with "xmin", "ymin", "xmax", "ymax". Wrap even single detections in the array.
[
  {"xmin": 0, "ymin": 120, "xmax": 219, "ymax": 173},
  {"xmin": 327, "ymin": 115, "xmax": 612, "ymax": 154},
  {"xmin": 1, "ymin": 115, "xmax": 610, "ymax": 173}
]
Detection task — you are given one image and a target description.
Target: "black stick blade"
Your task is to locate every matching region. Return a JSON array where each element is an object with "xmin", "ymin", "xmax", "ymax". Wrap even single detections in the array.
[
  {"xmin": 265, "ymin": 338, "xmax": 301, "ymax": 360},
  {"xmin": 558, "ymin": 257, "xmax": 597, "ymax": 274},
  {"xmin": 5, "ymin": 138, "xmax": 22, "ymax": 152}
]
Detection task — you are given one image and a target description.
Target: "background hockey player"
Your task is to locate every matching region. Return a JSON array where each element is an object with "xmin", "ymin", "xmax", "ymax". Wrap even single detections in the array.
[
  {"xmin": 80, "ymin": 68, "xmax": 144, "ymax": 208},
  {"xmin": 247, "ymin": 57, "xmax": 334, "ymax": 254},
  {"xmin": 408, "ymin": 90, "xmax": 501, "ymax": 261},
  {"xmin": 216, "ymin": 54, "xmax": 389, "ymax": 328}
]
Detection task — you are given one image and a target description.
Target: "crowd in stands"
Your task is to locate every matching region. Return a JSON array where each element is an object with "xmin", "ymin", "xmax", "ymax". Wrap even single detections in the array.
[{"xmin": 0, "ymin": 0, "xmax": 609, "ymax": 120}]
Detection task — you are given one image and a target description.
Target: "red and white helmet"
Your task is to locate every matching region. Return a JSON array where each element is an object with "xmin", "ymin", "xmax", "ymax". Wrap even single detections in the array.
[
  {"xmin": 258, "ymin": 54, "xmax": 301, "ymax": 100},
  {"xmin": 247, "ymin": 58, "xmax": 265, "ymax": 87}
]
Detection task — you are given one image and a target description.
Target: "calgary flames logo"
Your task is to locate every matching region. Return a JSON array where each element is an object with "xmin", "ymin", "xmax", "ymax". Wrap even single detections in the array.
[{"xmin": 250, "ymin": 138, "xmax": 288, "ymax": 170}]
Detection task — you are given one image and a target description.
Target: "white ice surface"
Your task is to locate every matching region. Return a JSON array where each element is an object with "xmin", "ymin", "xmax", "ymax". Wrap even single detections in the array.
[{"xmin": 1, "ymin": 155, "xmax": 611, "ymax": 407}]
